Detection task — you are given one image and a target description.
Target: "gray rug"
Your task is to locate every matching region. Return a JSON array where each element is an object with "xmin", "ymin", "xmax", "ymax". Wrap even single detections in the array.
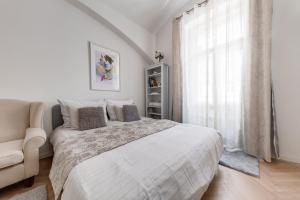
[
  {"xmin": 219, "ymin": 150, "xmax": 259, "ymax": 177},
  {"xmin": 9, "ymin": 185, "xmax": 47, "ymax": 200}
]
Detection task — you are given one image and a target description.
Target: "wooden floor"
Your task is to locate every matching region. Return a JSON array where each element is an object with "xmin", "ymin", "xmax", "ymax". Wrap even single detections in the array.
[
  {"xmin": 202, "ymin": 160, "xmax": 300, "ymax": 200},
  {"xmin": 0, "ymin": 158, "xmax": 300, "ymax": 200}
]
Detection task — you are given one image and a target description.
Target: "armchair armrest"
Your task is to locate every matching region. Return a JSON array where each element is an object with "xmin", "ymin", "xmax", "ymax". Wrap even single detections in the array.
[
  {"xmin": 23, "ymin": 128, "xmax": 46, "ymax": 151},
  {"xmin": 22, "ymin": 128, "xmax": 46, "ymax": 178}
]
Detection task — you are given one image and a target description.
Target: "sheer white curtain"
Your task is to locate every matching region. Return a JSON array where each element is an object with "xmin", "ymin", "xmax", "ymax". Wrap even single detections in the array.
[{"xmin": 181, "ymin": 0, "xmax": 249, "ymax": 151}]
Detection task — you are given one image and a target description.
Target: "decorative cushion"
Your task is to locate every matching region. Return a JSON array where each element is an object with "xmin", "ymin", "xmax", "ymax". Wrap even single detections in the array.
[
  {"xmin": 114, "ymin": 106, "xmax": 124, "ymax": 122},
  {"xmin": 0, "ymin": 140, "xmax": 24, "ymax": 169},
  {"xmin": 122, "ymin": 105, "xmax": 141, "ymax": 122},
  {"xmin": 106, "ymin": 99, "xmax": 134, "ymax": 121},
  {"xmin": 58, "ymin": 99, "xmax": 107, "ymax": 129},
  {"xmin": 69, "ymin": 106, "xmax": 107, "ymax": 130},
  {"xmin": 78, "ymin": 107, "xmax": 107, "ymax": 131}
]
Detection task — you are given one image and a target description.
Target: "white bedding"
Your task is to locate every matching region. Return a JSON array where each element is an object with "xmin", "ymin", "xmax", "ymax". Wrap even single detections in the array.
[{"xmin": 51, "ymin": 121, "xmax": 223, "ymax": 200}]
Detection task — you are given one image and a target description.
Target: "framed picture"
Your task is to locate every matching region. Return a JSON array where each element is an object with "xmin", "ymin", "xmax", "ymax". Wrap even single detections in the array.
[{"xmin": 90, "ymin": 42, "xmax": 120, "ymax": 91}]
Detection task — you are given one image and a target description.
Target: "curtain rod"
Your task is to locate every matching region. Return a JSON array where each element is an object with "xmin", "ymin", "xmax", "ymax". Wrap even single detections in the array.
[{"xmin": 175, "ymin": 0, "xmax": 209, "ymax": 20}]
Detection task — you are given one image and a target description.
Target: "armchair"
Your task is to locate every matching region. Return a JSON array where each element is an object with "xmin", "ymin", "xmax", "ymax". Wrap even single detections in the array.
[{"xmin": 0, "ymin": 99, "xmax": 46, "ymax": 188}]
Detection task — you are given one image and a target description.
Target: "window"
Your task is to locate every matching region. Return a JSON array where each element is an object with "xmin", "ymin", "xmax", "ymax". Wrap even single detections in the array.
[{"xmin": 181, "ymin": 0, "xmax": 249, "ymax": 150}]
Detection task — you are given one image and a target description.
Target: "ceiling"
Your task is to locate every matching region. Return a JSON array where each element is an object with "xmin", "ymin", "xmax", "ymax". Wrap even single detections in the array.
[{"xmin": 101, "ymin": 0, "xmax": 191, "ymax": 32}]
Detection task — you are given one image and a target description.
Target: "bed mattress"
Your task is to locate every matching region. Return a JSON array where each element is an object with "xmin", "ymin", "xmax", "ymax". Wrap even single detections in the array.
[{"xmin": 50, "ymin": 121, "xmax": 223, "ymax": 200}]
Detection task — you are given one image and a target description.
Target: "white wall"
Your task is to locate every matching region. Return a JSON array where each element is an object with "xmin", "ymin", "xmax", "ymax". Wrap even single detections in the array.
[
  {"xmin": 155, "ymin": 2, "xmax": 192, "ymax": 67},
  {"xmin": 73, "ymin": 0, "xmax": 155, "ymax": 63},
  {"xmin": 156, "ymin": 24, "xmax": 173, "ymax": 67},
  {"xmin": 272, "ymin": 0, "xmax": 300, "ymax": 164},
  {"xmin": 155, "ymin": 0, "xmax": 300, "ymax": 163},
  {"xmin": 0, "ymin": 0, "xmax": 148, "ymax": 157}
]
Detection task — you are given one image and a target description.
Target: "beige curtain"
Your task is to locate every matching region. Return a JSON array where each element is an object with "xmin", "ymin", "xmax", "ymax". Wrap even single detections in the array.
[
  {"xmin": 171, "ymin": 19, "xmax": 183, "ymax": 122},
  {"xmin": 242, "ymin": 0, "xmax": 278, "ymax": 162},
  {"xmin": 173, "ymin": 0, "xmax": 278, "ymax": 162}
]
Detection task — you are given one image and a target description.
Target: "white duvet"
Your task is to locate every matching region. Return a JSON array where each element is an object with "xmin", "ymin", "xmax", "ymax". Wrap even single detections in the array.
[{"xmin": 51, "ymin": 122, "xmax": 223, "ymax": 200}]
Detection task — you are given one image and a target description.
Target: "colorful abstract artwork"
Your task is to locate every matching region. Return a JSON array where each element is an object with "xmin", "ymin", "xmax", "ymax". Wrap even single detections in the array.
[{"xmin": 90, "ymin": 42, "xmax": 120, "ymax": 91}]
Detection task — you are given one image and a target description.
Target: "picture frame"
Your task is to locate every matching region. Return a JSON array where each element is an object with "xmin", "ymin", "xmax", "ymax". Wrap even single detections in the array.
[{"xmin": 90, "ymin": 42, "xmax": 120, "ymax": 91}]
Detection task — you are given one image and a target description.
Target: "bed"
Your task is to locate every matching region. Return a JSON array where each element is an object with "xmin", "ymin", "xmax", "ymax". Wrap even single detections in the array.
[{"xmin": 49, "ymin": 105, "xmax": 223, "ymax": 200}]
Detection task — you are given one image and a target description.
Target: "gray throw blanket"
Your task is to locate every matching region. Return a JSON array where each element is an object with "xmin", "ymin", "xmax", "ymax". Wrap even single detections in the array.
[{"xmin": 49, "ymin": 118, "xmax": 178, "ymax": 199}]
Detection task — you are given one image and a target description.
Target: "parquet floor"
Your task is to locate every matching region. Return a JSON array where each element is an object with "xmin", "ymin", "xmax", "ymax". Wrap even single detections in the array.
[
  {"xmin": 202, "ymin": 160, "xmax": 300, "ymax": 200},
  {"xmin": 0, "ymin": 158, "xmax": 299, "ymax": 200}
]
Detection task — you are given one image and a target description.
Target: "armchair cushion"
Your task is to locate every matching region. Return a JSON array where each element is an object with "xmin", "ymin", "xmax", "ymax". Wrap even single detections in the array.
[
  {"xmin": 23, "ymin": 128, "xmax": 46, "ymax": 151},
  {"xmin": 0, "ymin": 140, "xmax": 24, "ymax": 169}
]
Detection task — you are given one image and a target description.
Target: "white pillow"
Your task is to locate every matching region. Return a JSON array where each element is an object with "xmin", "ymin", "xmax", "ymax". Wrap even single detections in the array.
[
  {"xmin": 106, "ymin": 99, "xmax": 134, "ymax": 121},
  {"xmin": 57, "ymin": 99, "xmax": 72, "ymax": 128},
  {"xmin": 58, "ymin": 99, "xmax": 107, "ymax": 129},
  {"xmin": 106, "ymin": 105, "xmax": 118, "ymax": 121}
]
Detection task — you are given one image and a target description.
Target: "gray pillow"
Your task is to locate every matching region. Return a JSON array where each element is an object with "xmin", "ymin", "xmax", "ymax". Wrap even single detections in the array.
[
  {"xmin": 122, "ymin": 105, "xmax": 141, "ymax": 122},
  {"xmin": 78, "ymin": 107, "xmax": 106, "ymax": 131}
]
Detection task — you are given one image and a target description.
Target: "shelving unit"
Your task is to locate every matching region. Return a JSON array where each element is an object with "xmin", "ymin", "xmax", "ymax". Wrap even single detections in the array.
[{"xmin": 145, "ymin": 63, "xmax": 169, "ymax": 119}]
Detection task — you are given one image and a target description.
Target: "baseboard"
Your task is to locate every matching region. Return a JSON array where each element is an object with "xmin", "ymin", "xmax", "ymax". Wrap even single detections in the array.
[{"xmin": 280, "ymin": 155, "xmax": 300, "ymax": 164}]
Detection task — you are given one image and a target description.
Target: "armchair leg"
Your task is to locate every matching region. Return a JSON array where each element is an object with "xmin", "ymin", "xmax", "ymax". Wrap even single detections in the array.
[{"xmin": 24, "ymin": 176, "xmax": 35, "ymax": 187}]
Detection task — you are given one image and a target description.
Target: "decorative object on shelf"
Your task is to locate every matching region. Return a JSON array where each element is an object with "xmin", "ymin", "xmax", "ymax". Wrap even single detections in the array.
[
  {"xmin": 90, "ymin": 42, "xmax": 120, "ymax": 91},
  {"xmin": 155, "ymin": 50, "xmax": 164, "ymax": 62},
  {"xmin": 157, "ymin": 81, "xmax": 161, "ymax": 87},
  {"xmin": 149, "ymin": 78, "xmax": 158, "ymax": 87}
]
